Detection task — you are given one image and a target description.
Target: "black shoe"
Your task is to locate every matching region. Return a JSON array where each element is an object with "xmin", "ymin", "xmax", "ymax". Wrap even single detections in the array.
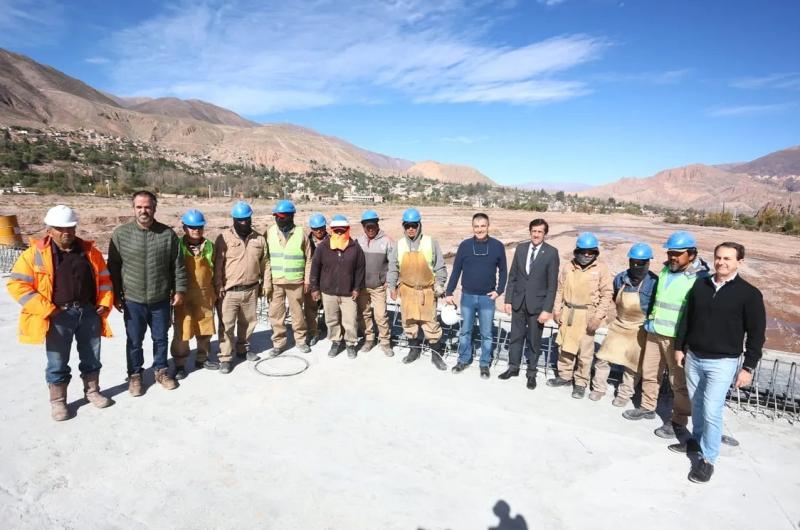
[
  {"xmin": 655, "ymin": 421, "xmax": 689, "ymax": 440},
  {"xmin": 452, "ymin": 362, "xmax": 470, "ymax": 374},
  {"xmin": 236, "ymin": 352, "xmax": 246, "ymax": 360},
  {"xmin": 308, "ymin": 335, "xmax": 319, "ymax": 347},
  {"xmin": 571, "ymin": 386, "xmax": 586, "ymax": 399},
  {"xmin": 430, "ymin": 344, "xmax": 447, "ymax": 371},
  {"xmin": 480, "ymin": 367, "xmax": 490, "ymax": 379},
  {"xmin": 219, "ymin": 362, "xmax": 231, "ymax": 374},
  {"xmin": 346, "ymin": 346, "xmax": 357, "ymax": 359},
  {"xmin": 688, "ymin": 460, "xmax": 714, "ymax": 483},
  {"xmin": 668, "ymin": 438, "xmax": 701, "ymax": 454},
  {"xmin": 546, "ymin": 377, "xmax": 571, "ymax": 387},
  {"xmin": 403, "ymin": 339, "xmax": 421, "ymax": 364},
  {"xmin": 174, "ymin": 367, "xmax": 187, "ymax": 380},
  {"xmin": 498, "ymin": 368, "xmax": 519, "ymax": 380},
  {"xmin": 198, "ymin": 360, "xmax": 219, "ymax": 370},
  {"xmin": 622, "ymin": 407, "xmax": 656, "ymax": 421},
  {"xmin": 526, "ymin": 376, "xmax": 537, "ymax": 390},
  {"xmin": 328, "ymin": 342, "xmax": 343, "ymax": 358}
]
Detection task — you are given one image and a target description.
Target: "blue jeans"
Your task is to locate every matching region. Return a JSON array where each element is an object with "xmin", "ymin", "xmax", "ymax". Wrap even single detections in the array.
[
  {"xmin": 45, "ymin": 304, "xmax": 102, "ymax": 384},
  {"xmin": 124, "ymin": 299, "xmax": 171, "ymax": 375},
  {"xmin": 457, "ymin": 293, "xmax": 496, "ymax": 367},
  {"xmin": 685, "ymin": 351, "xmax": 739, "ymax": 464}
]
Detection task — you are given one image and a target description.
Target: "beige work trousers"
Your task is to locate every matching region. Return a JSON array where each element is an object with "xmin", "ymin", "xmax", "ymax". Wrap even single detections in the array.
[
  {"xmin": 269, "ymin": 283, "xmax": 308, "ymax": 349},
  {"xmin": 304, "ymin": 290, "xmax": 321, "ymax": 337},
  {"xmin": 640, "ymin": 332, "xmax": 691, "ymax": 426},
  {"xmin": 403, "ymin": 318, "xmax": 442, "ymax": 343},
  {"xmin": 358, "ymin": 286, "xmax": 391, "ymax": 346},
  {"xmin": 218, "ymin": 287, "xmax": 258, "ymax": 362},
  {"xmin": 556, "ymin": 334, "xmax": 596, "ymax": 388},
  {"xmin": 592, "ymin": 359, "xmax": 637, "ymax": 399},
  {"xmin": 322, "ymin": 293, "xmax": 358, "ymax": 346},
  {"xmin": 171, "ymin": 335, "xmax": 212, "ymax": 367}
]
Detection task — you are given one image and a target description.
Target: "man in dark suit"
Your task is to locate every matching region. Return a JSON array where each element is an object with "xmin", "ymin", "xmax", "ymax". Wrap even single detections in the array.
[{"xmin": 499, "ymin": 218, "xmax": 559, "ymax": 389}]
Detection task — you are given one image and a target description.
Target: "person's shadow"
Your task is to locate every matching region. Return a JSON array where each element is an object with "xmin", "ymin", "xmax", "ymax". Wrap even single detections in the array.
[{"xmin": 489, "ymin": 500, "xmax": 528, "ymax": 530}]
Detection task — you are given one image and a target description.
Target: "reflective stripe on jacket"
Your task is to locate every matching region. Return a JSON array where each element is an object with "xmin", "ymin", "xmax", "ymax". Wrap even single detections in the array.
[
  {"xmin": 7, "ymin": 236, "xmax": 113, "ymax": 344},
  {"xmin": 266, "ymin": 225, "xmax": 306, "ymax": 282}
]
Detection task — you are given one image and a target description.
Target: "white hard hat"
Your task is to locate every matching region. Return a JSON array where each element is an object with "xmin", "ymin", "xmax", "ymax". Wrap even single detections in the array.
[
  {"xmin": 44, "ymin": 205, "xmax": 78, "ymax": 227},
  {"xmin": 440, "ymin": 304, "xmax": 460, "ymax": 326}
]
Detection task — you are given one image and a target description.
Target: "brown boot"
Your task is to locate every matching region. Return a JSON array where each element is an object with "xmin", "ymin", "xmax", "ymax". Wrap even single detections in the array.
[
  {"xmin": 48, "ymin": 382, "xmax": 70, "ymax": 421},
  {"xmin": 155, "ymin": 368, "xmax": 178, "ymax": 390},
  {"xmin": 81, "ymin": 372, "xmax": 113, "ymax": 408},
  {"xmin": 129, "ymin": 373, "xmax": 144, "ymax": 397}
]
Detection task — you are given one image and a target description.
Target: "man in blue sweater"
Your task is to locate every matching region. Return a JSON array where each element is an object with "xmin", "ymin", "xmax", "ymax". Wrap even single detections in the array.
[{"xmin": 445, "ymin": 213, "xmax": 507, "ymax": 379}]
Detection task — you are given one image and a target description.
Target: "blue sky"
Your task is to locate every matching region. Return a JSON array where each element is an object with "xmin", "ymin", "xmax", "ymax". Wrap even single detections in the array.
[{"xmin": 1, "ymin": 0, "xmax": 799, "ymax": 185}]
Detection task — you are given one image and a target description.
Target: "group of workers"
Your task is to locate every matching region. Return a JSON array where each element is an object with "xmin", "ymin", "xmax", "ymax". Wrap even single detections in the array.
[{"xmin": 8, "ymin": 190, "xmax": 767, "ymax": 484}]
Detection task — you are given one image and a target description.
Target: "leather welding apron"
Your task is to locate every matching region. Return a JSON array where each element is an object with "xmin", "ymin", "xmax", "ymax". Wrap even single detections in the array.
[
  {"xmin": 398, "ymin": 250, "xmax": 435, "ymax": 322},
  {"xmin": 174, "ymin": 253, "xmax": 216, "ymax": 339},
  {"xmin": 556, "ymin": 267, "xmax": 593, "ymax": 354},
  {"xmin": 596, "ymin": 285, "xmax": 646, "ymax": 371}
]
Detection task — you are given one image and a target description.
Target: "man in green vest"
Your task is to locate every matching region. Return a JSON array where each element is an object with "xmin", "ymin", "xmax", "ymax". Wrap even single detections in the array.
[
  {"xmin": 387, "ymin": 208, "xmax": 448, "ymax": 370},
  {"xmin": 622, "ymin": 231, "xmax": 710, "ymax": 440},
  {"xmin": 264, "ymin": 199, "xmax": 312, "ymax": 356}
]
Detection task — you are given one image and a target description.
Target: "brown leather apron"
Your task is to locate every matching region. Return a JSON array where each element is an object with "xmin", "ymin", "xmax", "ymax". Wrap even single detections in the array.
[
  {"xmin": 596, "ymin": 284, "xmax": 646, "ymax": 371},
  {"xmin": 398, "ymin": 250, "xmax": 435, "ymax": 322},
  {"xmin": 174, "ymin": 253, "xmax": 216, "ymax": 339}
]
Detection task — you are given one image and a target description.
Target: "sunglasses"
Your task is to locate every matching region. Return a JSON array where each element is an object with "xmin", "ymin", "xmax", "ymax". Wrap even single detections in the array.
[
  {"xmin": 667, "ymin": 250, "xmax": 688, "ymax": 257},
  {"xmin": 185, "ymin": 225, "xmax": 204, "ymax": 230},
  {"xmin": 332, "ymin": 227, "xmax": 348, "ymax": 234},
  {"xmin": 403, "ymin": 222, "xmax": 420, "ymax": 230}
]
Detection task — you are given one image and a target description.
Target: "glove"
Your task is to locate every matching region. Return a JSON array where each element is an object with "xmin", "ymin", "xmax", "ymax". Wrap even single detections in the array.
[
  {"xmin": 263, "ymin": 286, "xmax": 273, "ymax": 301},
  {"xmin": 434, "ymin": 284, "xmax": 445, "ymax": 297},
  {"xmin": 643, "ymin": 319, "xmax": 655, "ymax": 334}
]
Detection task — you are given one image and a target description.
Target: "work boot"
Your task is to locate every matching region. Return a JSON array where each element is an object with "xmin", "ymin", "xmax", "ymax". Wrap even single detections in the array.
[
  {"xmin": 269, "ymin": 346, "xmax": 286, "ymax": 357},
  {"xmin": 128, "ymin": 373, "xmax": 144, "ymax": 397},
  {"xmin": 622, "ymin": 407, "xmax": 656, "ymax": 421},
  {"xmin": 526, "ymin": 376, "xmax": 537, "ymax": 390},
  {"xmin": 198, "ymin": 359, "xmax": 220, "ymax": 370},
  {"xmin": 361, "ymin": 341, "xmax": 375, "ymax": 353},
  {"xmin": 451, "ymin": 362, "xmax": 470, "ymax": 374},
  {"xmin": 219, "ymin": 362, "xmax": 231, "ymax": 374},
  {"xmin": 668, "ymin": 438, "xmax": 701, "ymax": 455},
  {"xmin": 654, "ymin": 422, "xmax": 689, "ymax": 440},
  {"xmin": 688, "ymin": 460, "xmax": 714, "ymax": 484},
  {"xmin": 174, "ymin": 366, "xmax": 188, "ymax": 380},
  {"xmin": 612, "ymin": 396, "xmax": 629, "ymax": 407},
  {"xmin": 308, "ymin": 334, "xmax": 319, "ymax": 347},
  {"xmin": 498, "ymin": 368, "xmax": 519, "ymax": 380},
  {"xmin": 48, "ymin": 382, "xmax": 69, "ymax": 421},
  {"xmin": 403, "ymin": 339, "xmax": 421, "ymax": 364},
  {"xmin": 546, "ymin": 377, "xmax": 572, "ymax": 387},
  {"xmin": 481, "ymin": 367, "xmax": 491, "ymax": 379},
  {"xmin": 430, "ymin": 342, "xmax": 447, "ymax": 371},
  {"xmin": 236, "ymin": 351, "xmax": 246, "ymax": 360},
  {"xmin": 347, "ymin": 345, "xmax": 357, "ymax": 359},
  {"xmin": 571, "ymin": 386, "xmax": 586, "ymax": 399},
  {"xmin": 155, "ymin": 368, "xmax": 178, "ymax": 390},
  {"xmin": 296, "ymin": 343, "xmax": 311, "ymax": 354},
  {"xmin": 328, "ymin": 341, "xmax": 343, "ymax": 358},
  {"xmin": 246, "ymin": 351, "xmax": 260, "ymax": 362},
  {"xmin": 588, "ymin": 390, "xmax": 605, "ymax": 401},
  {"xmin": 381, "ymin": 344, "xmax": 394, "ymax": 357},
  {"xmin": 81, "ymin": 372, "xmax": 112, "ymax": 408}
]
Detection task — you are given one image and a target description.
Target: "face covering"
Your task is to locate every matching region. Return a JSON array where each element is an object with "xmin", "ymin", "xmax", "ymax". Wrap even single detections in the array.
[
  {"xmin": 276, "ymin": 216, "xmax": 294, "ymax": 233},
  {"xmin": 628, "ymin": 259, "xmax": 650, "ymax": 285},
  {"xmin": 574, "ymin": 251, "xmax": 597, "ymax": 268},
  {"xmin": 330, "ymin": 227, "xmax": 350, "ymax": 251},
  {"xmin": 234, "ymin": 218, "xmax": 252, "ymax": 238}
]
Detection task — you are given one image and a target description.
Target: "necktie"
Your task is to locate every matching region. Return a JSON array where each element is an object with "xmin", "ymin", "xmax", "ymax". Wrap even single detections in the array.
[{"xmin": 529, "ymin": 245, "xmax": 537, "ymax": 274}]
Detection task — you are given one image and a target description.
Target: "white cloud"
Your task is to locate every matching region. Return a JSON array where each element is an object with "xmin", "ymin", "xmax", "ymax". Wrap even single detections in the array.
[
  {"xmin": 85, "ymin": 56, "xmax": 110, "ymax": 65},
  {"xmin": 439, "ymin": 135, "xmax": 488, "ymax": 144},
  {"xmin": 595, "ymin": 68, "xmax": 691, "ymax": 85},
  {"xmin": 104, "ymin": 0, "xmax": 606, "ymax": 114},
  {"xmin": 730, "ymin": 73, "xmax": 800, "ymax": 90},
  {"xmin": 538, "ymin": 0, "xmax": 566, "ymax": 6},
  {"xmin": 706, "ymin": 102, "xmax": 796, "ymax": 117},
  {"xmin": 0, "ymin": 0, "xmax": 65, "ymax": 46}
]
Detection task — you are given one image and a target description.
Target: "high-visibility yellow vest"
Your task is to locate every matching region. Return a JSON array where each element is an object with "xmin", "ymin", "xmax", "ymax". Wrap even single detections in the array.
[
  {"xmin": 397, "ymin": 235, "xmax": 433, "ymax": 270},
  {"xmin": 651, "ymin": 266, "xmax": 698, "ymax": 337},
  {"xmin": 267, "ymin": 225, "xmax": 305, "ymax": 282}
]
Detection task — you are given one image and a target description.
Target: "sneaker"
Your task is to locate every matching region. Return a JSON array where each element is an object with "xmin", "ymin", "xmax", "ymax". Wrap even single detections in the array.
[
  {"xmin": 296, "ymin": 344, "xmax": 311, "ymax": 354},
  {"xmin": 571, "ymin": 386, "xmax": 586, "ymax": 399},
  {"xmin": 547, "ymin": 377, "xmax": 572, "ymax": 387},
  {"xmin": 246, "ymin": 351, "xmax": 260, "ymax": 362},
  {"xmin": 347, "ymin": 346, "xmax": 357, "ymax": 359},
  {"xmin": 588, "ymin": 390, "xmax": 605, "ymax": 401},
  {"xmin": 622, "ymin": 407, "xmax": 656, "ymax": 421},
  {"xmin": 451, "ymin": 362, "xmax": 470, "ymax": 374},
  {"xmin": 155, "ymin": 368, "xmax": 178, "ymax": 390},
  {"xmin": 308, "ymin": 335, "xmax": 319, "ymax": 347},
  {"xmin": 668, "ymin": 439, "xmax": 701, "ymax": 454},
  {"xmin": 688, "ymin": 460, "xmax": 714, "ymax": 484},
  {"xmin": 199, "ymin": 360, "xmax": 220, "ymax": 370},
  {"xmin": 174, "ymin": 367, "xmax": 187, "ymax": 380},
  {"xmin": 381, "ymin": 344, "xmax": 394, "ymax": 357},
  {"xmin": 611, "ymin": 396, "xmax": 629, "ymax": 407},
  {"xmin": 219, "ymin": 362, "xmax": 231, "ymax": 374},
  {"xmin": 269, "ymin": 346, "xmax": 286, "ymax": 357},
  {"xmin": 654, "ymin": 422, "xmax": 690, "ymax": 440},
  {"xmin": 480, "ymin": 367, "xmax": 490, "ymax": 379},
  {"xmin": 328, "ymin": 342, "xmax": 342, "ymax": 358},
  {"xmin": 361, "ymin": 341, "xmax": 375, "ymax": 353}
]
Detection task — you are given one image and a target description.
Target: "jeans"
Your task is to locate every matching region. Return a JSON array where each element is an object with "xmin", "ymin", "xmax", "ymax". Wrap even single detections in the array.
[
  {"xmin": 124, "ymin": 299, "xmax": 171, "ymax": 375},
  {"xmin": 685, "ymin": 351, "xmax": 739, "ymax": 464},
  {"xmin": 45, "ymin": 304, "xmax": 102, "ymax": 384},
  {"xmin": 457, "ymin": 293, "xmax": 496, "ymax": 367}
]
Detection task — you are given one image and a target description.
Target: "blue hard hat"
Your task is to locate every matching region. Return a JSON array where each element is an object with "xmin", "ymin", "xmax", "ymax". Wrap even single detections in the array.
[
  {"xmin": 402, "ymin": 208, "xmax": 421, "ymax": 223},
  {"xmin": 576, "ymin": 232, "xmax": 599, "ymax": 250},
  {"xmin": 273, "ymin": 199, "xmax": 296, "ymax": 214},
  {"xmin": 181, "ymin": 209, "xmax": 206, "ymax": 227},
  {"xmin": 663, "ymin": 231, "xmax": 696, "ymax": 250},
  {"xmin": 231, "ymin": 201, "xmax": 253, "ymax": 219},
  {"xmin": 361, "ymin": 209, "xmax": 380, "ymax": 223},
  {"xmin": 308, "ymin": 213, "xmax": 327, "ymax": 229},
  {"xmin": 330, "ymin": 214, "xmax": 349, "ymax": 228},
  {"xmin": 628, "ymin": 242, "xmax": 653, "ymax": 260}
]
